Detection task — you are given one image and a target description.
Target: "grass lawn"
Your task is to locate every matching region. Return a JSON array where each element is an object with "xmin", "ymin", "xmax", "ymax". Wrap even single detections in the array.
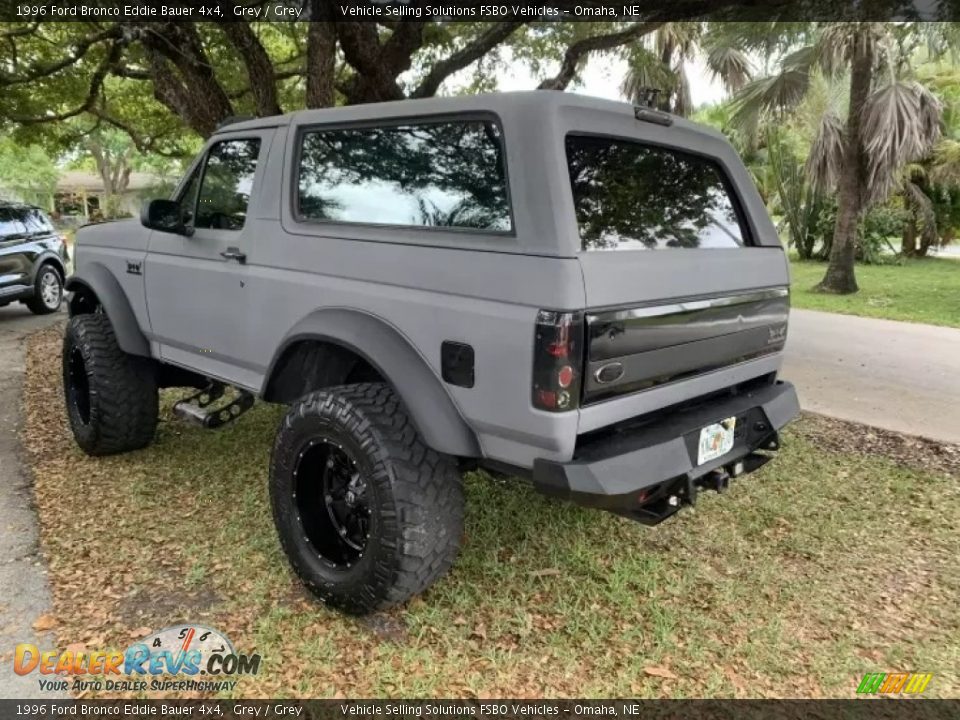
[
  {"xmin": 19, "ymin": 327, "xmax": 960, "ymax": 699},
  {"xmin": 790, "ymin": 256, "xmax": 960, "ymax": 328}
]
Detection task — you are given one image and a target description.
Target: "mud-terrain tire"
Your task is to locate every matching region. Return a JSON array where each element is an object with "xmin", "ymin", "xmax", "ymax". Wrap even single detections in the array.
[
  {"xmin": 270, "ymin": 383, "xmax": 464, "ymax": 615},
  {"xmin": 26, "ymin": 264, "xmax": 62, "ymax": 315},
  {"xmin": 62, "ymin": 314, "xmax": 158, "ymax": 456}
]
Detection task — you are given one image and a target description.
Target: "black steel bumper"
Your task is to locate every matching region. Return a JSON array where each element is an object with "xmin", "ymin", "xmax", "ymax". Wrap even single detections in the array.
[{"xmin": 532, "ymin": 380, "xmax": 800, "ymax": 525}]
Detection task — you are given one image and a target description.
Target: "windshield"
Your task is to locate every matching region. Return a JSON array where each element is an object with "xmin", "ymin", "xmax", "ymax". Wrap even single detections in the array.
[{"xmin": 566, "ymin": 134, "xmax": 749, "ymax": 251}]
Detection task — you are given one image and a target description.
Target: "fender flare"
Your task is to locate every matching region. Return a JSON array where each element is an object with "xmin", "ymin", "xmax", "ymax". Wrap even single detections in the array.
[
  {"xmin": 263, "ymin": 308, "xmax": 481, "ymax": 458},
  {"xmin": 32, "ymin": 251, "xmax": 66, "ymax": 282},
  {"xmin": 65, "ymin": 266, "xmax": 150, "ymax": 357}
]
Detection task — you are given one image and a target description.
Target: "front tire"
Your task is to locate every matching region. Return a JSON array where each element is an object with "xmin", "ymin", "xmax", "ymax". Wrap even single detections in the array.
[
  {"xmin": 270, "ymin": 383, "xmax": 464, "ymax": 615},
  {"xmin": 62, "ymin": 314, "xmax": 158, "ymax": 456},
  {"xmin": 26, "ymin": 265, "xmax": 62, "ymax": 315}
]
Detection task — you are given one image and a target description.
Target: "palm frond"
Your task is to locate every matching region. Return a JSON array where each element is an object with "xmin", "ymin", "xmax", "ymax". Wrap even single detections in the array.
[
  {"xmin": 805, "ymin": 112, "xmax": 845, "ymax": 192},
  {"xmin": 654, "ymin": 22, "xmax": 701, "ymax": 61},
  {"xmin": 930, "ymin": 138, "xmax": 960, "ymax": 186},
  {"xmin": 730, "ymin": 61, "xmax": 811, "ymax": 129},
  {"xmin": 902, "ymin": 179, "xmax": 939, "ymax": 249},
  {"xmin": 620, "ymin": 46, "xmax": 676, "ymax": 104},
  {"xmin": 705, "ymin": 45, "xmax": 753, "ymax": 93},
  {"xmin": 861, "ymin": 80, "xmax": 944, "ymax": 204},
  {"xmin": 815, "ymin": 23, "xmax": 889, "ymax": 78},
  {"xmin": 702, "ymin": 22, "xmax": 811, "ymax": 58}
]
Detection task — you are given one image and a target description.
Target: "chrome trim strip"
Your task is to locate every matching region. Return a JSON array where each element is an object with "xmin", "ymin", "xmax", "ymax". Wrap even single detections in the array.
[{"xmin": 586, "ymin": 287, "xmax": 790, "ymax": 324}]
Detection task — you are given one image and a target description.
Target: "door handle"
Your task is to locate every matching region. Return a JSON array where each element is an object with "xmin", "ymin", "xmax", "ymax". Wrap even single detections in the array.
[{"xmin": 220, "ymin": 247, "xmax": 247, "ymax": 264}]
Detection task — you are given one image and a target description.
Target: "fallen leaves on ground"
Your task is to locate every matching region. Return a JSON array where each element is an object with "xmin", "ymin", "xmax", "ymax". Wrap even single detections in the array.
[
  {"xmin": 18, "ymin": 326, "xmax": 960, "ymax": 699},
  {"xmin": 32, "ymin": 614, "xmax": 57, "ymax": 631}
]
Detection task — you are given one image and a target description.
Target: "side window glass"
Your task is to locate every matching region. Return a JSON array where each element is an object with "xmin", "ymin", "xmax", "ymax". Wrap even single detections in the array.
[
  {"xmin": 21, "ymin": 208, "xmax": 53, "ymax": 235},
  {"xmin": 297, "ymin": 119, "xmax": 512, "ymax": 232},
  {"xmin": 194, "ymin": 139, "xmax": 261, "ymax": 231},
  {"xmin": 0, "ymin": 209, "xmax": 27, "ymax": 239}
]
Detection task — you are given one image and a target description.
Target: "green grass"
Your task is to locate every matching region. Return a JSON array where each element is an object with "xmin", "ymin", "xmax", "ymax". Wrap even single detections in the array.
[
  {"xmin": 21, "ymin": 328, "xmax": 960, "ymax": 699},
  {"xmin": 790, "ymin": 256, "xmax": 960, "ymax": 328}
]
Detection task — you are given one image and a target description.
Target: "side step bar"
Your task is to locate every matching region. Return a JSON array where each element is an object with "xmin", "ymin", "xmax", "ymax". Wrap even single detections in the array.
[{"xmin": 172, "ymin": 382, "xmax": 255, "ymax": 429}]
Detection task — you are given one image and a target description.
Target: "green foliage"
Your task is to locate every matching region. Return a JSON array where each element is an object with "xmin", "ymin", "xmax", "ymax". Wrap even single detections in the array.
[
  {"xmin": 0, "ymin": 137, "xmax": 58, "ymax": 206},
  {"xmin": 815, "ymin": 200, "xmax": 909, "ymax": 264},
  {"xmin": 767, "ymin": 129, "xmax": 825, "ymax": 260}
]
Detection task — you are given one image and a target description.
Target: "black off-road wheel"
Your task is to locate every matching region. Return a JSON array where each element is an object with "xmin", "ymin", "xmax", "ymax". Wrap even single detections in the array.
[
  {"xmin": 62, "ymin": 314, "xmax": 159, "ymax": 456},
  {"xmin": 270, "ymin": 383, "xmax": 465, "ymax": 615},
  {"xmin": 26, "ymin": 265, "xmax": 62, "ymax": 315}
]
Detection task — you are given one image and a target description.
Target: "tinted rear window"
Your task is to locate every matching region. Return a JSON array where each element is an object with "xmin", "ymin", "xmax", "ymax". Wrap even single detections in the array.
[
  {"xmin": 0, "ymin": 209, "xmax": 26, "ymax": 239},
  {"xmin": 297, "ymin": 119, "xmax": 512, "ymax": 232},
  {"xmin": 566, "ymin": 134, "xmax": 748, "ymax": 251}
]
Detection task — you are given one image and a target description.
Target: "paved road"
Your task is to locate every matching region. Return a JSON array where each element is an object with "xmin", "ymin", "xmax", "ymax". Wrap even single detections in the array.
[
  {"xmin": 784, "ymin": 309, "xmax": 960, "ymax": 445},
  {"xmin": 0, "ymin": 303, "xmax": 64, "ymax": 698}
]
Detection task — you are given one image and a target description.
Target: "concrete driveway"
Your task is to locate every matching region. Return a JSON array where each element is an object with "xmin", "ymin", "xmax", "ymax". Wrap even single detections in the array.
[
  {"xmin": 784, "ymin": 309, "xmax": 960, "ymax": 445},
  {"xmin": 0, "ymin": 303, "xmax": 65, "ymax": 698}
]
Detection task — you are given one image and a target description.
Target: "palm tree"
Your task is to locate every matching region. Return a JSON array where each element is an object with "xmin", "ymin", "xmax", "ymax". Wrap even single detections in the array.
[
  {"xmin": 899, "ymin": 64, "xmax": 960, "ymax": 256},
  {"xmin": 731, "ymin": 22, "xmax": 947, "ymax": 294},
  {"xmin": 620, "ymin": 23, "xmax": 756, "ymax": 117},
  {"xmin": 621, "ymin": 23, "xmax": 700, "ymax": 115}
]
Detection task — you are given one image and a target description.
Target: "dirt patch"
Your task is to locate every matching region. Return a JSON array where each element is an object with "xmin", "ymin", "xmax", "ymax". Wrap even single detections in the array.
[
  {"xmin": 795, "ymin": 412, "xmax": 960, "ymax": 476},
  {"xmin": 117, "ymin": 584, "xmax": 221, "ymax": 629}
]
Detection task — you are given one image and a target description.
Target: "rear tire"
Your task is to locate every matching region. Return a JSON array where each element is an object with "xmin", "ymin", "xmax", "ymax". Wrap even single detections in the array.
[
  {"xmin": 270, "ymin": 383, "xmax": 464, "ymax": 615},
  {"xmin": 26, "ymin": 265, "xmax": 62, "ymax": 315},
  {"xmin": 62, "ymin": 314, "xmax": 158, "ymax": 456}
]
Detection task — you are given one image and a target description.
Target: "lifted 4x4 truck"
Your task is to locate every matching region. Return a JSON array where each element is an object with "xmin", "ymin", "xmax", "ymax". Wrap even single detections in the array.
[{"xmin": 63, "ymin": 92, "xmax": 799, "ymax": 614}]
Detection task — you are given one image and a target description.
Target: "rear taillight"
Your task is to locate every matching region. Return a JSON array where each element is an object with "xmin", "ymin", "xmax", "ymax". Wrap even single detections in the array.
[{"xmin": 532, "ymin": 310, "xmax": 584, "ymax": 412}]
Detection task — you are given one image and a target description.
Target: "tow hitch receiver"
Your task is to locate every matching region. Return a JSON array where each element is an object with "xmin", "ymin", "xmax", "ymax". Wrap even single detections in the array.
[
  {"xmin": 628, "ymin": 449, "xmax": 775, "ymax": 526},
  {"xmin": 173, "ymin": 382, "xmax": 255, "ymax": 429}
]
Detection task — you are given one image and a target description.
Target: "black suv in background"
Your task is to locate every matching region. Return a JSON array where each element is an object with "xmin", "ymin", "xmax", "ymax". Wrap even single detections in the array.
[{"xmin": 0, "ymin": 202, "xmax": 69, "ymax": 315}]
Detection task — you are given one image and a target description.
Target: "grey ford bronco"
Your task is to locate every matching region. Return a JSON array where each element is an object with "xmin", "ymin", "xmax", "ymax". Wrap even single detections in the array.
[{"xmin": 62, "ymin": 91, "xmax": 799, "ymax": 614}]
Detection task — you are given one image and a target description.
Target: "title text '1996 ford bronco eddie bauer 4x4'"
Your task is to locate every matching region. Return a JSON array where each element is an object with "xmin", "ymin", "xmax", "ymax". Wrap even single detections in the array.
[{"xmin": 62, "ymin": 91, "xmax": 799, "ymax": 614}]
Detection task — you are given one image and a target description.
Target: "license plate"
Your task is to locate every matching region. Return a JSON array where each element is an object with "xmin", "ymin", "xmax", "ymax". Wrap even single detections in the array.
[{"xmin": 697, "ymin": 416, "xmax": 736, "ymax": 465}]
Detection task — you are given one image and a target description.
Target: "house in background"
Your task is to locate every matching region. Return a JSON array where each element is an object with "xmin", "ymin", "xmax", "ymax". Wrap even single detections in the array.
[{"xmin": 53, "ymin": 170, "xmax": 165, "ymax": 226}]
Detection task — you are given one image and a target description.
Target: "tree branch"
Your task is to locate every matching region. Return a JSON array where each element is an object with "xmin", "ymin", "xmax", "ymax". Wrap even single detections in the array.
[
  {"xmin": 0, "ymin": 26, "xmax": 121, "ymax": 87},
  {"xmin": 1, "ymin": 22, "xmax": 40, "ymax": 39},
  {"xmin": 538, "ymin": 22, "xmax": 664, "ymax": 91},
  {"xmin": 136, "ymin": 22, "xmax": 234, "ymax": 136},
  {"xmin": 217, "ymin": 8, "xmax": 282, "ymax": 116},
  {"xmin": 111, "ymin": 65, "xmax": 152, "ymax": 80},
  {"xmin": 412, "ymin": 22, "xmax": 525, "ymax": 99},
  {"xmin": 88, "ymin": 107, "xmax": 191, "ymax": 158},
  {"xmin": 8, "ymin": 40, "xmax": 123, "ymax": 125},
  {"xmin": 380, "ymin": 21, "xmax": 426, "ymax": 72}
]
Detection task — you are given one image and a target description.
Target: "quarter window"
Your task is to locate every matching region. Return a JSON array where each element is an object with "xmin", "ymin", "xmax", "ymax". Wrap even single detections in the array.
[
  {"xmin": 297, "ymin": 119, "xmax": 512, "ymax": 232},
  {"xmin": 18, "ymin": 208, "xmax": 53, "ymax": 235},
  {"xmin": 194, "ymin": 139, "xmax": 261, "ymax": 231}
]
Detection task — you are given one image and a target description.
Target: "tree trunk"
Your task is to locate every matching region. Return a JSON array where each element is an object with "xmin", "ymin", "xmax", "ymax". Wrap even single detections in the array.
[
  {"xmin": 902, "ymin": 218, "xmax": 917, "ymax": 256},
  {"xmin": 306, "ymin": 8, "xmax": 336, "ymax": 108},
  {"xmin": 219, "ymin": 18, "xmax": 281, "ymax": 117},
  {"xmin": 816, "ymin": 34, "xmax": 873, "ymax": 294},
  {"xmin": 135, "ymin": 22, "xmax": 235, "ymax": 137}
]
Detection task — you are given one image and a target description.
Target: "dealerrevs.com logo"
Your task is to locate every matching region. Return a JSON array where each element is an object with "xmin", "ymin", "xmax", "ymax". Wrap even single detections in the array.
[{"xmin": 14, "ymin": 625, "xmax": 261, "ymax": 694}]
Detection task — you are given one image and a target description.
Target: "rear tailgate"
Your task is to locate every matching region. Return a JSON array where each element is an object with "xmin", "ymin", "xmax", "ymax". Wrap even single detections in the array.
[
  {"xmin": 582, "ymin": 283, "xmax": 789, "ymax": 403},
  {"xmin": 565, "ymin": 127, "xmax": 790, "ymax": 407}
]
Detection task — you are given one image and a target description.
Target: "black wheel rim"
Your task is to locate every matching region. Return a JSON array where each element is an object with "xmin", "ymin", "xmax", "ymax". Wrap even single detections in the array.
[
  {"xmin": 293, "ymin": 439, "xmax": 370, "ymax": 568},
  {"xmin": 67, "ymin": 346, "xmax": 91, "ymax": 425}
]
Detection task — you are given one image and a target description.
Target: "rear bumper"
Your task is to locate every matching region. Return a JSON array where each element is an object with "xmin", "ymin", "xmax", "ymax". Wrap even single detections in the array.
[{"xmin": 532, "ymin": 380, "xmax": 799, "ymax": 524}]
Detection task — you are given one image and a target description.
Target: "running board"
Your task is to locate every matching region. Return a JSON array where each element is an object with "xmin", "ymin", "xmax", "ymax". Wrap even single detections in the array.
[{"xmin": 172, "ymin": 383, "xmax": 255, "ymax": 429}]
